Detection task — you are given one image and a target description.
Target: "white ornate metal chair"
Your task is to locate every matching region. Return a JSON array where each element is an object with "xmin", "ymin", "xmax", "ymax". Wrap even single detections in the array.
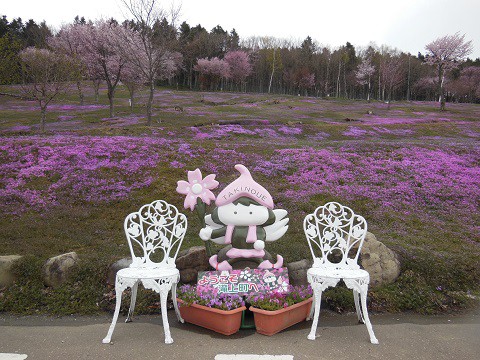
[
  {"xmin": 102, "ymin": 200, "xmax": 187, "ymax": 344},
  {"xmin": 304, "ymin": 202, "xmax": 378, "ymax": 344}
]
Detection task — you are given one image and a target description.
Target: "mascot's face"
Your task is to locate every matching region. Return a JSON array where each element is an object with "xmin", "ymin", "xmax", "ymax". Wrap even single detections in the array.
[{"xmin": 218, "ymin": 203, "xmax": 269, "ymax": 226}]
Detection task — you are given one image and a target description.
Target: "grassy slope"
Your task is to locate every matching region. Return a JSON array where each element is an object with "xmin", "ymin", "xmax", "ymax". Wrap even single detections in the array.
[{"xmin": 0, "ymin": 84, "xmax": 479, "ymax": 314}]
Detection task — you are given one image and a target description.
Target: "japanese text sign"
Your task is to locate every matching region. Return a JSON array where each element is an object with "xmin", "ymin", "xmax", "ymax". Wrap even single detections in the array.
[{"xmin": 197, "ymin": 267, "xmax": 289, "ymax": 296}]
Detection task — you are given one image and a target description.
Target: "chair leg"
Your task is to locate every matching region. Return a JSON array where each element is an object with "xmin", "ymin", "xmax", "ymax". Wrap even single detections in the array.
[
  {"xmin": 353, "ymin": 290, "xmax": 364, "ymax": 323},
  {"xmin": 171, "ymin": 282, "xmax": 184, "ymax": 323},
  {"xmin": 359, "ymin": 287, "xmax": 379, "ymax": 344},
  {"xmin": 102, "ymin": 286, "xmax": 123, "ymax": 344},
  {"xmin": 125, "ymin": 280, "xmax": 139, "ymax": 323},
  {"xmin": 160, "ymin": 289, "xmax": 174, "ymax": 344},
  {"xmin": 308, "ymin": 288, "xmax": 322, "ymax": 340},
  {"xmin": 307, "ymin": 294, "xmax": 315, "ymax": 321}
]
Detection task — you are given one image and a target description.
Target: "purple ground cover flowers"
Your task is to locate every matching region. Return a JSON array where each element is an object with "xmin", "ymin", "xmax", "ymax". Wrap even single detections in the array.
[
  {"xmin": 0, "ymin": 135, "xmax": 173, "ymax": 212},
  {"xmin": 177, "ymin": 284, "xmax": 245, "ymax": 311},
  {"xmin": 189, "ymin": 124, "xmax": 304, "ymax": 140},
  {"xmin": 273, "ymin": 144, "xmax": 479, "ymax": 232},
  {"xmin": 247, "ymin": 285, "xmax": 313, "ymax": 311}
]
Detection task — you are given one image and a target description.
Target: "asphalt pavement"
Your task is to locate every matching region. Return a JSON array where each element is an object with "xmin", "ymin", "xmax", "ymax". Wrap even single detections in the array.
[{"xmin": 1, "ymin": 308, "xmax": 479, "ymax": 360}]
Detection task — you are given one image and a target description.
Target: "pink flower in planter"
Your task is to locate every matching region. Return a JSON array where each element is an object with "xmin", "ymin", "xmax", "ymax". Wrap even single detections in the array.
[{"xmin": 176, "ymin": 169, "xmax": 219, "ymax": 210}]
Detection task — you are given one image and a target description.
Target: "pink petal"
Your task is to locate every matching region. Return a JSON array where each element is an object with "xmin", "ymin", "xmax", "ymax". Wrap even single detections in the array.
[
  {"xmin": 203, "ymin": 174, "xmax": 219, "ymax": 190},
  {"xmin": 201, "ymin": 189, "xmax": 216, "ymax": 205},
  {"xmin": 176, "ymin": 180, "xmax": 191, "ymax": 195},
  {"xmin": 184, "ymin": 194, "xmax": 197, "ymax": 211},
  {"xmin": 187, "ymin": 168, "xmax": 202, "ymax": 184}
]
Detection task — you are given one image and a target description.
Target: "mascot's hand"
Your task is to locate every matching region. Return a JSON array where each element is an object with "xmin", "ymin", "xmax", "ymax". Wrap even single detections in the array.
[
  {"xmin": 253, "ymin": 240, "xmax": 265, "ymax": 250},
  {"xmin": 199, "ymin": 226, "xmax": 213, "ymax": 241}
]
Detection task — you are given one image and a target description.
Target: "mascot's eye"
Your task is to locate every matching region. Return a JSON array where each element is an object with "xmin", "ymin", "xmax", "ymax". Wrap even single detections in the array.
[
  {"xmin": 249, "ymin": 212, "xmax": 253, "ymax": 214},
  {"xmin": 234, "ymin": 211, "xmax": 237, "ymax": 214}
]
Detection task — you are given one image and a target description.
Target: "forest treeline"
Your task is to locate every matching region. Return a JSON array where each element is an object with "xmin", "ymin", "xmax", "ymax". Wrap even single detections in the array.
[{"xmin": 1, "ymin": 13, "xmax": 479, "ymax": 105}]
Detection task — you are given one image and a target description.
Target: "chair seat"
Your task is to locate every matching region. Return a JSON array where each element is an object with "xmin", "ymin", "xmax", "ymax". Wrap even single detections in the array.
[
  {"xmin": 307, "ymin": 266, "xmax": 369, "ymax": 280},
  {"xmin": 117, "ymin": 266, "xmax": 179, "ymax": 280}
]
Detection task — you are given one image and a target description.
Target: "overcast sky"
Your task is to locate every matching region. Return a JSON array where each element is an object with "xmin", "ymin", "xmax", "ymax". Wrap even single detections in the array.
[{"xmin": 3, "ymin": 0, "xmax": 479, "ymax": 58}]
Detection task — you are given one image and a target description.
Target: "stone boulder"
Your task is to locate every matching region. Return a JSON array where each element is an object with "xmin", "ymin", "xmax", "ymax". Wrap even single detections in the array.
[
  {"xmin": 0, "ymin": 255, "xmax": 23, "ymax": 287},
  {"xmin": 286, "ymin": 259, "xmax": 313, "ymax": 286},
  {"xmin": 107, "ymin": 258, "xmax": 132, "ymax": 285},
  {"xmin": 358, "ymin": 232, "xmax": 401, "ymax": 287},
  {"xmin": 43, "ymin": 252, "xmax": 79, "ymax": 288},
  {"xmin": 176, "ymin": 246, "xmax": 209, "ymax": 283},
  {"xmin": 286, "ymin": 232, "xmax": 400, "ymax": 288}
]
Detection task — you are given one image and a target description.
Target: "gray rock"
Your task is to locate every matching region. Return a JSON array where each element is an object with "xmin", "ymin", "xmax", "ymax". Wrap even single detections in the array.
[
  {"xmin": 0, "ymin": 255, "xmax": 23, "ymax": 287},
  {"xmin": 43, "ymin": 252, "xmax": 79, "ymax": 288},
  {"xmin": 359, "ymin": 232, "xmax": 401, "ymax": 287},
  {"xmin": 107, "ymin": 258, "xmax": 132, "ymax": 285},
  {"xmin": 286, "ymin": 259, "xmax": 313, "ymax": 286},
  {"xmin": 178, "ymin": 268, "xmax": 200, "ymax": 284},
  {"xmin": 176, "ymin": 246, "xmax": 209, "ymax": 283},
  {"xmin": 176, "ymin": 246, "xmax": 208, "ymax": 269}
]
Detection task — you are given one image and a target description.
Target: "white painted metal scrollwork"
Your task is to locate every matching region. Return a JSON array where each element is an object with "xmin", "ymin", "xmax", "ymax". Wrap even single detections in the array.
[
  {"xmin": 115, "ymin": 276, "xmax": 138, "ymax": 293},
  {"xmin": 304, "ymin": 202, "xmax": 379, "ymax": 344},
  {"xmin": 125, "ymin": 200, "xmax": 187, "ymax": 268},
  {"xmin": 307, "ymin": 272, "xmax": 341, "ymax": 291},
  {"xmin": 344, "ymin": 276, "xmax": 370, "ymax": 294},
  {"xmin": 141, "ymin": 275, "xmax": 177, "ymax": 294},
  {"xmin": 304, "ymin": 202, "xmax": 367, "ymax": 270},
  {"xmin": 102, "ymin": 200, "xmax": 187, "ymax": 345}
]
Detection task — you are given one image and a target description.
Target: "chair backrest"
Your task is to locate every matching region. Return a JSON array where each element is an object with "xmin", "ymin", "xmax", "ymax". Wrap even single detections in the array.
[
  {"xmin": 304, "ymin": 202, "xmax": 367, "ymax": 270},
  {"xmin": 124, "ymin": 200, "xmax": 187, "ymax": 268}
]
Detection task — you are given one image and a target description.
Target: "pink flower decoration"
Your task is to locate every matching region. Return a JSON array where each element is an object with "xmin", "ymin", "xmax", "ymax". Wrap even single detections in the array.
[{"xmin": 176, "ymin": 169, "xmax": 219, "ymax": 211}]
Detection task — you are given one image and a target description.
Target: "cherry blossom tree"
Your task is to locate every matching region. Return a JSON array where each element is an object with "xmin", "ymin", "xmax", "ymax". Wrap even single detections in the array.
[
  {"xmin": 412, "ymin": 76, "xmax": 437, "ymax": 100},
  {"xmin": 295, "ymin": 68, "xmax": 315, "ymax": 96},
  {"xmin": 461, "ymin": 66, "xmax": 480, "ymax": 102},
  {"xmin": 119, "ymin": 26, "xmax": 182, "ymax": 119},
  {"xmin": 120, "ymin": 48, "xmax": 180, "ymax": 112},
  {"xmin": 48, "ymin": 24, "xmax": 87, "ymax": 104},
  {"xmin": 51, "ymin": 23, "xmax": 106, "ymax": 103},
  {"xmin": 87, "ymin": 61, "xmax": 104, "ymax": 103},
  {"xmin": 224, "ymin": 50, "xmax": 252, "ymax": 91},
  {"xmin": 120, "ymin": 0, "xmax": 182, "ymax": 125},
  {"xmin": 282, "ymin": 66, "xmax": 314, "ymax": 96},
  {"xmin": 355, "ymin": 57, "xmax": 375, "ymax": 101},
  {"xmin": 78, "ymin": 20, "xmax": 128, "ymax": 118},
  {"xmin": 19, "ymin": 47, "xmax": 76, "ymax": 131},
  {"xmin": 194, "ymin": 57, "xmax": 230, "ymax": 90},
  {"xmin": 121, "ymin": 60, "xmax": 147, "ymax": 111},
  {"xmin": 448, "ymin": 66, "xmax": 480, "ymax": 103},
  {"xmin": 425, "ymin": 32, "xmax": 473, "ymax": 110}
]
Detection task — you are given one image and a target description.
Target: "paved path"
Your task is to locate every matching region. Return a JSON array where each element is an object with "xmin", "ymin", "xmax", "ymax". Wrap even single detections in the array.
[{"xmin": 1, "ymin": 309, "xmax": 479, "ymax": 360}]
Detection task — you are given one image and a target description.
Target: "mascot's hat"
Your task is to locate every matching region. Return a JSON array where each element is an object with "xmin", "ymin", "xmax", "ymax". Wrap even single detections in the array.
[{"xmin": 215, "ymin": 164, "xmax": 274, "ymax": 209}]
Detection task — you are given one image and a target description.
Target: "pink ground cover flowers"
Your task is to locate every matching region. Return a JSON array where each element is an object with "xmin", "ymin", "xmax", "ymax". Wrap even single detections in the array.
[{"xmin": 0, "ymin": 135, "xmax": 173, "ymax": 212}]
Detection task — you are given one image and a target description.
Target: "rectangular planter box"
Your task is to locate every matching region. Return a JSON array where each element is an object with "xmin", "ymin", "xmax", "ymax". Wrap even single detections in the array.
[
  {"xmin": 177, "ymin": 299, "xmax": 246, "ymax": 335},
  {"xmin": 250, "ymin": 297, "xmax": 313, "ymax": 336}
]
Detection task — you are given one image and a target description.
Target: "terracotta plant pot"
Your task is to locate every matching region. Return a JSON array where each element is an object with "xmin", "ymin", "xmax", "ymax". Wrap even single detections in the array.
[
  {"xmin": 250, "ymin": 297, "xmax": 313, "ymax": 336},
  {"xmin": 177, "ymin": 299, "xmax": 246, "ymax": 335}
]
